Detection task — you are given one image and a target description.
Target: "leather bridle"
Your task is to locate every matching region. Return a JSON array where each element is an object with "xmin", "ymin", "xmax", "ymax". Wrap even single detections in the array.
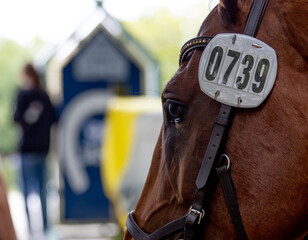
[{"xmin": 126, "ymin": 0, "xmax": 269, "ymax": 239}]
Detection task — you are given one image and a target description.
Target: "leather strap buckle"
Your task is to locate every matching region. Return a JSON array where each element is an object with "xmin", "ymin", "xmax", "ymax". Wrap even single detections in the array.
[
  {"xmin": 217, "ymin": 154, "xmax": 231, "ymax": 170},
  {"xmin": 189, "ymin": 207, "xmax": 205, "ymax": 225}
]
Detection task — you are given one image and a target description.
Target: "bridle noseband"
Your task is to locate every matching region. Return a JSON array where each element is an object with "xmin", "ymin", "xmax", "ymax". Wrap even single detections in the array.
[{"xmin": 126, "ymin": 0, "xmax": 269, "ymax": 239}]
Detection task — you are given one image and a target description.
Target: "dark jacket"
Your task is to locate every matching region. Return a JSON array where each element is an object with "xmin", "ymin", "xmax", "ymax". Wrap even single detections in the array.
[{"xmin": 14, "ymin": 88, "xmax": 56, "ymax": 153}]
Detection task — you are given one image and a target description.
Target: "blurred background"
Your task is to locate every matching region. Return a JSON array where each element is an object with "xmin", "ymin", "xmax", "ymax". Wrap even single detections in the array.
[{"xmin": 0, "ymin": 0, "xmax": 217, "ymax": 239}]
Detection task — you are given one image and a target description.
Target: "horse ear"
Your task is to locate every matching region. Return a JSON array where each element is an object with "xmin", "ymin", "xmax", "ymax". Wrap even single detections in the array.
[{"xmin": 219, "ymin": 0, "xmax": 239, "ymax": 24}]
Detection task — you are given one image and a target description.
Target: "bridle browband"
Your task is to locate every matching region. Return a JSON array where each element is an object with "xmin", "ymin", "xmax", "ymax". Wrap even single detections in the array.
[
  {"xmin": 126, "ymin": 0, "xmax": 269, "ymax": 239},
  {"xmin": 179, "ymin": 37, "xmax": 212, "ymax": 65}
]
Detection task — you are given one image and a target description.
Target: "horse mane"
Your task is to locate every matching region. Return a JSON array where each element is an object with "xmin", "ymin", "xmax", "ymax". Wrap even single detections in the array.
[{"xmin": 278, "ymin": 1, "xmax": 308, "ymax": 61}]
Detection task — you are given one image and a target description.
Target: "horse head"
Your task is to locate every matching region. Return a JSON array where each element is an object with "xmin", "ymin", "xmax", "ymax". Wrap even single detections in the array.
[{"xmin": 125, "ymin": 0, "xmax": 308, "ymax": 239}]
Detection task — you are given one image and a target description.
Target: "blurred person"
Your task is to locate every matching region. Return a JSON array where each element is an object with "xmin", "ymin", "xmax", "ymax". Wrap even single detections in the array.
[{"xmin": 13, "ymin": 63, "xmax": 56, "ymax": 234}]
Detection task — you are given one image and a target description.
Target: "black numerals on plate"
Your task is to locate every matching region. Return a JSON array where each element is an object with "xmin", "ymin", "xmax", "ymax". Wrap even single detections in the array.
[
  {"xmin": 205, "ymin": 46, "xmax": 223, "ymax": 81},
  {"xmin": 236, "ymin": 55, "xmax": 254, "ymax": 89},
  {"xmin": 205, "ymin": 47, "xmax": 270, "ymax": 94},
  {"xmin": 222, "ymin": 50, "xmax": 240, "ymax": 84},
  {"xmin": 252, "ymin": 59, "xmax": 270, "ymax": 93}
]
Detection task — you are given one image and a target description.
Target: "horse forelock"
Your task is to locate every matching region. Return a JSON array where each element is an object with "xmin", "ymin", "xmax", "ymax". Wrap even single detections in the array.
[
  {"xmin": 218, "ymin": 0, "xmax": 254, "ymax": 29},
  {"xmin": 219, "ymin": 0, "xmax": 239, "ymax": 25}
]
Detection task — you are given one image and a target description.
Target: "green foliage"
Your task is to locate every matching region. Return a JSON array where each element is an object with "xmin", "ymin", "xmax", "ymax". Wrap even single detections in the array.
[
  {"xmin": 123, "ymin": 8, "xmax": 206, "ymax": 90},
  {"xmin": 0, "ymin": 39, "xmax": 33, "ymax": 154}
]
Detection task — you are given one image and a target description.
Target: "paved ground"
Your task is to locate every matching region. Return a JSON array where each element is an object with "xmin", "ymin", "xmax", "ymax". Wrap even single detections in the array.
[{"xmin": 8, "ymin": 190, "xmax": 120, "ymax": 240}]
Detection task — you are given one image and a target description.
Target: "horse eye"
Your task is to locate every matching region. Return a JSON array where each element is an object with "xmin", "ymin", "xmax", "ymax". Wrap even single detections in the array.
[{"xmin": 164, "ymin": 99, "xmax": 185, "ymax": 124}]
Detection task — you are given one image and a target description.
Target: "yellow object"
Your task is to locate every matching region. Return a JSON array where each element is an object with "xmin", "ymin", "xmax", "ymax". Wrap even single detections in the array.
[{"xmin": 101, "ymin": 96, "xmax": 162, "ymax": 228}]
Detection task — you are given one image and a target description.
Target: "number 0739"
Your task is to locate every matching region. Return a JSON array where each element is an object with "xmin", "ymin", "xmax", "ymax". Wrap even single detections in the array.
[{"xmin": 204, "ymin": 46, "xmax": 270, "ymax": 95}]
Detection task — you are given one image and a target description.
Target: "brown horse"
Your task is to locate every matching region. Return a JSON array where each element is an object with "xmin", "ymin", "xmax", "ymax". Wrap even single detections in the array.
[
  {"xmin": 125, "ymin": 0, "xmax": 308, "ymax": 239},
  {"xmin": 0, "ymin": 173, "xmax": 17, "ymax": 239}
]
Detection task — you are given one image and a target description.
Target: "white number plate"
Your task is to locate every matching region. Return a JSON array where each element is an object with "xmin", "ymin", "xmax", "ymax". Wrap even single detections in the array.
[{"xmin": 198, "ymin": 33, "xmax": 277, "ymax": 108}]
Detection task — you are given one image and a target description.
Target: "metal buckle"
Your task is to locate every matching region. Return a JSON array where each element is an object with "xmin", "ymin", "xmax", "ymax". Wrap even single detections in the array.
[
  {"xmin": 218, "ymin": 154, "xmax": 231, "ymax": 170},
  {"xmin": 189, "ymin": 207, "xmax": 205, "ymax": 224}
]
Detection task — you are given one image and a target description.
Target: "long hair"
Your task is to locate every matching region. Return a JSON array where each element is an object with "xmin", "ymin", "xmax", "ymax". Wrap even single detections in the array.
[{"xmin": 23, "ymin": 63, "xmax": 41, "ymax": 89}]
